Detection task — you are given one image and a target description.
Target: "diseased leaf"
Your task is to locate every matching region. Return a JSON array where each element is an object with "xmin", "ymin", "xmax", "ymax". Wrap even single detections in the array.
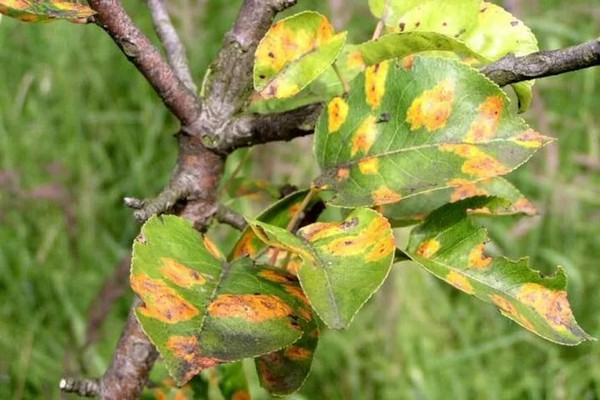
[
  {"xmin": 405, "ymin": 196, "xmax": 595, "ymax": 345},
  {"xmin": 217, "ymin": 362, "xmax": 250, "ymax": 400},
  {"xmin": 255, "ymin": 306, "xmax": 318, "ymax": 395},
  {"xmin": 248, "ymin": 208, "xmax": 395, "ymax": 329},
  {"xmin": 395, "ymin": 0, "xmax": 480, "ymax": 38},
  {"xmin": 382, "ymin": 177, "xmax": 537, "ymax": 226},
  {"xmin": 229, "ymin": 190, "xmax": 322, "ymax": 269},
  {"xmin": 0, "ymin": 0, "xmax": 94, "ymax": 22},
  {"xmin": 253, "ymin": 11, "xmax": 346, "ymax": 100},
  {"xmin": 131, "ymin": 215, "xmax": 316, "ymax": 386},
  {"xmin": 313, "ymin": 56, "xmax": 552, "ymax": 208},
  {"xmin": 142, "ymin": 362, "xmax": 208, "ymax": 400}
]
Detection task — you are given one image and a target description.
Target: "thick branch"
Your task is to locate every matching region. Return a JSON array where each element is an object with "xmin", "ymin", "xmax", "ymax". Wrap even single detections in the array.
[
  {"xmin": 199, "ymin": 0, "xmax": 297, "ymax": 137},
  {"xmin": 88, "ymin": 0, "xmax": 201, "ymax": 126},
  {"xmin": 482, "ymin": 38, "xmax": 600, "ymax": 86},
  {"xmin": 147, "ymin": 0, "xmax": 197, "ymax": 93},
  {"xmin": 216, "ymin": 205, "xmax": 248, "ymax": 230}
]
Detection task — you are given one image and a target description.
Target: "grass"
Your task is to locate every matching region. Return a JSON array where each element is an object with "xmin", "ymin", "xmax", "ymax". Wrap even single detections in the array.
[{"xmin": 0, "ymin": 1, "xmax": 599, "ymax": 399}]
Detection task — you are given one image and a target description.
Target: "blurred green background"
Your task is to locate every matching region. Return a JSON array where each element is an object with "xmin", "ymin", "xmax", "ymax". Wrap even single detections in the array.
[{"xmin": 0, "ymin": 0, "xmax": 599, "ymax": 399}]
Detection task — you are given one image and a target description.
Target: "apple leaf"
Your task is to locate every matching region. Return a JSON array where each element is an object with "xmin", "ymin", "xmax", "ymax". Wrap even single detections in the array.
[
  {"xmin": 0, "ymin": 0, "xmax": 94, "ymax": 22},
  {"xmin": 247, "ymin": 208, "xmax": 395, "ymax": 329},
  {"xmin": 405, "ymin": 196, "xmax": 595, "ymax": 345},
  {"xmin": 313, "ymin": 56, "xmax": 552, "ymax": 208},
  {"xmin": 131, "ymin": 215, "xmax": 315, "ymax": 385}
]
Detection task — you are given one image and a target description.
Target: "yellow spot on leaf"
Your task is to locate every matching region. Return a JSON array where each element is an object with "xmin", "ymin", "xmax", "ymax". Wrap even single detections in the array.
[
  {"xmin": 490, "ymin": 294, "xmax": 535, "ymax": 332},
  {"xmin": 440, "ymin": 144, "xmax": 509, "ymax": 178},
  {"xmin": 468, "ymin": 244, "xmax": 492, "ymax": 269},
  {"xmin": 300, "ymin": 222, "xmax": 343, "ymax": 242},
  {"xmin": 259, "ymin": 269, "xmax": 292, "ymax": 284},
  {"xmin": 406, "ymin": 79, "xmax": 456, "ymax": 131},
  {"xmin": 132, "ymin": 274, "xmax": 199, "ymax": 323},
  {"xmin": 371, "ymin": 185, "xmax": 402, "ymax": 204},
  {"xmin": 400, "ymin": 54, "xmax": 415, "ymax": 70},
  {"xmin": 232, "ymin": 233, "xmax": 258, "ymax": 259},
  {"xmin": 327, "ymin": 97, "xmax": 349, "ymax": 133},
  {"xmin": 446, "ymin": 271, "xmax": 475, "ymax": 295},
  {"xmin": 517, "ymin": 284, "xmax": 575, "ymax": 332},
  {"xmin": 284, "ymin": 346, "xmax": 312, "ymax": 361},
  {"xmin": 358, "ymin": 157, "xmax": 379, "ymax": 175},
  {"xmin": 365, "ymin": 61, "xmax": 389, "ymax": 110},
  {"xmin": 347, "ymin": 50, "xmax": 365, "ymax": 70},
  {"xmin": 511, "ymin": 129, "xmax": 548, "ymax": 148},
  {"xmin": 416, "ymin": 239, "xmax": 440, "ymax": 259},
  {"xmin": 203, "ymin": 235, "xmax": 223, "ymax": 260},
  {"xmin": 160, "ymin": 258, "xmax": 207, "ymax": 288},
  {"xmin": 166, "ymin": 336, "xmax": 220, "ymax": 383},
  {"xmin": 464, "ymin": 96, "xmax": 503, "ymax": 143},
  {"xmin": 351, "ymin": 115, "xmax": 378, "ymax": 156},
  {"xmin": 323, "ymin": 216, "xmax": 392, "ymax": 260},
  {"xmin": 208, "ymin": 294, "xmax": 293, "ymax": 323},
  {"xmin": 448, "ymin": 179, "xmax": 488, "ymax": 202}
]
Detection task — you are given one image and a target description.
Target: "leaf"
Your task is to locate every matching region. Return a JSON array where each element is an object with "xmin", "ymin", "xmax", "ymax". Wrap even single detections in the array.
[
  {"xmin": 224, "ymin": 177, "xmax": 279, "ymax": 201},
  {"xmin": 255, "ymin": 310, "xmax": 318, "ymax": 395},
  {"xmin": 368, "ymin": 0, "xmax": 421, "ymax": 23},
  {"xmin": 382, "ymin": 177, "xmax": 537, "ymax": 226},
  {"xmin": 0, "ymin": 0, "xmax": 94, "ymax": 22},
  {"xmin": 217, "ymin": 362, "xmax": 250, "ymax": 400},
  {"xmin": 395, "ymin": 0, "xmax": 480, "ymax": 38},
  {"xmin": 253, "ymin": 11, "xmax": 347, "ymax": 100},
  {"xmin": 131, "ymin": 215, "xmax": 316, "ymax": 385},
  {"xmin": 142, "ymin": 362, "xmax": 208, "ymax": 400},
  {"xmin": 313, "ymin": 56, "xmax": 553, "ymax": 208},
  {"xmin": 229, "ymin": 189, "xmax": 322, "ymax": 268},
  {"xmin": 248, "ymin": 208, "xmax": 395, "ymax": 329},
  {"xmin": 405, "ymin": 196, "xmax": 595, "ymax": 345}
]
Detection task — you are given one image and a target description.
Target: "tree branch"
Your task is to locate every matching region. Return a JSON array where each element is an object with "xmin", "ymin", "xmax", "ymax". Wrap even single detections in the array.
[
  {"xmin": 481, "ymin": 37, "xmax": 600, "ymax": 86},
  {"xmin": 147, "ymin": 0, "xmax": 197, "ymax": 93},
  {"xmin": 88, "ymin": 0, "xmax": 201, "ymax": 127},
  {"xmin": 216, "ymin": 205, "xmax": 248, "ymax": 230}
]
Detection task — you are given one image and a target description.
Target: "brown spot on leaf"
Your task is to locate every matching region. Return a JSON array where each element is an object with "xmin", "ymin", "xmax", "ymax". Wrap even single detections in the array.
[
  {"xmin": 160, "ymin": 258, "xmax": 207, "ymax": 288},
  {"xmin": 517, "ymin": 284, "xmax": 576, "ymax": 332},
  {"xmin": 132, "ymin": 274, "xmax": 199, "ymax": 323},
  {"xmin": 336, "ymin": 167, "xmax": 350, "ymax": 182},
  {"xmin": 284, "ymin": 346, "xmax": 312, "ymax": 361},
  {"xmin": 232, "ymin": 233, "xmax": 258, "ymax": 259},
  {"xmin": 448, "ymin": 179, "xmax": 488, "ymax": 202},
  {"xmin": 232, "ymin": 390, "xmax": 251, "ymax": 400},
  {"xmin": 406, "ymin": 79, "xmax": 456, "ymax": 131},
  {"xmin": 490, "ymin": 294, "xmax": 535, "ymax": 332},
  {"xmin": 371, "ymin": 185, "xmax": 402, "ymax": 204},
  {"xmin": 166, "ymin": 336, "xmax": 221, "ymax": 384},
  {"xmin": 208, "ymin": 294, "xmax": 293, "ymax": 323},
  {"xmin": 511, "ymin": 129, "xmax": 548, "ymax": 148}
]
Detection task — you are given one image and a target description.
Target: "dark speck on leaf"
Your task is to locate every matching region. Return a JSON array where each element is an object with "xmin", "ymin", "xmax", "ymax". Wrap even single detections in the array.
[
  {"xmin": 442, "ymin": 22, "xmax": 447, "ymax": 26},
  {"xmin": 511, "ymin": 20, "xmax": 519, "ymax": 27},
  {"xmin": 268, "ymin": 52, "xmax": 275, "ymax": 58},
  {"xmin": 481, "ymin": 6, "xmax": 488, "ymax": 12},
  {"xmin": 340, "ymin": 217, "xmax": 359, "ymax": 230},
  {"xmin": 415, "ymin": 21, "xmax": 420, "ymax": 28},
  {"xmin": 377, "ymin": 112, "xmax": 391, "ymax": 123},
  {"xmin": 399, "ymin": 22, "xmax": 406, "ymax": 31},
  {"xmin": 259, "ymin": 74, "xmax": 266, "ymax": 79}
]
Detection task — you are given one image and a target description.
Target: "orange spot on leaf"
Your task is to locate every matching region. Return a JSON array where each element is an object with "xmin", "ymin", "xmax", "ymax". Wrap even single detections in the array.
[
  {"xmin": 365, "ymin": 61, "xmax": 389, "ymax": 110},
  {"xmin": 203, "ymin": 236, "xmax": 223, "ymax": 260},
  {"xmin": 166, "ymin": 336, "xmax": 220, "ymax": 383},
  {"xmin": 440, "ymin": 144, "xmax": 509, "ymax": 178},
  {"xmin": 284, "ymin": 346, "xmax": 312, "ymax": 361},
  {"xmin": 259, "ymin": 269, "xmax": 292, "ymax": 284},
  {"xmin": 464, "ymin": 96, "xmax": 503, "ymax": 143},
  {"xmin": 351, "ymin": 115, "xmax": 378, "ymax": 156},
  {"xmin": 160, "ymin": 258, "xmax": 207, "ymax": 288},
  {"xmin": 490, "ymin": 294, "xmax": 535, "ymax": 332},
  {"xmin": 517, "ymin": 284, "xmax": 576, "ymax": 332},
  {"xmin": 300, "ymin": 222, "xmax": 343, "ymax": 242},
  {"xmin": 446, "ymin": 271, "xmax": 475, "ymax": 294},
  {"xmin": 208, "ymin": 294, "xmax": 293, "ymax": 323},
  {"xmin": 132, "ymin": 274, "xmax": 199, "ymax": 323},
  {"xmin": 336, "ymin": 167, "xmax": 350, "ymax": 182},
  {"xmin": 416, "ymin": 239, "xmax": 440, "ymax": 258},
  {"xmin": 347, "ymin": 50, "xmax": 365, "ymax": 70},
  {"xmin": 327, "ymin": 97, "xmax": 349, "ymax": 133},
  {"xmin": 232, "ymin": 390, "xmax": 251, "ymax": 400},
  {"xmin": 371, "ymin": 185, "xmax": 402, "ymax": 204},
  {"xmin": 406, "ymin": 79, "xmax": 456, "ymax": 131},
  {"xmin": 468, "ymin": 244, "xmax": 492, "ymax": 269},
  {"xmin": 448, "ymin": 179, "xmax": 488, "ymax": 202},
  {"xmin": 233, "ymin": 233, "xmax": 258, "ymax": 259}
]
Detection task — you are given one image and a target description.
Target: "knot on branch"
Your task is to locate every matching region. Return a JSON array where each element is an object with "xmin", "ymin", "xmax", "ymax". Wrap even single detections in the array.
[{"xmin": 59, "ymin": 378, "xmax": 100, "ymax": 397}]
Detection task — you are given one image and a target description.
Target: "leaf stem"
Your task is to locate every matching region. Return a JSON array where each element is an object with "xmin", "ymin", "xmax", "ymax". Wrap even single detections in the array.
[
  {"xmin": 371, "ymin": 19, "xmax": 385, "ymax": 40},
  {"xmin": 332, "ymin": 62, "xmax": 350, "ymax": 94}
]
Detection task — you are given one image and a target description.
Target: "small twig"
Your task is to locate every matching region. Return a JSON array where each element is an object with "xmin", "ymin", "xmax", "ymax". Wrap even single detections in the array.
[
  {"xmin": 147, "ymin": 0, "xmax": 197, "ymax": 93},
  {"xmin": 332, "ymin": 62, "xmax": 350, "ymax": 93},
  {"xmin": 125, "ymin": 184, "xmax": 189, "ymax": 223},
  {"xmin": 59, "ymin": 378, "xmax": 100, "ymax": 397},
  {"xmin": 481, "ymin": 37, "xmax": 600, "ymax": 86},
  {"xmin": 371, "ymin": 19, "xmax": 385, "ymax": 40},
  {"xmin": 216, "ymin": 205, "xmax": 248, "ymax": 230}
]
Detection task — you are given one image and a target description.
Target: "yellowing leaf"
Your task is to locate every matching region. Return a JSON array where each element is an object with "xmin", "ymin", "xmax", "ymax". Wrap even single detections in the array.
[{"xmin": 0, "ymin": 0, "xmax": 94, "ymax": 22}]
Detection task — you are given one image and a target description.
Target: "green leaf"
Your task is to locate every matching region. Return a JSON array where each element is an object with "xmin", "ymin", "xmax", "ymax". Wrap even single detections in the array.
[
  {"xmin": 255, "ymin": 319, "xmax": 318, "ymax": 395},
  {"xmin": 253, "ymin": 11, "xmax": 346, "ymax": 100},
  {"xmin": 217, "ymin": 362, "xmax": 250, "ymax": 400},
  {"xmin": 248, "ymin": 208, "xmax": 395, "ymax": 329},
  {"xmin": 0, "ymin": 0, "xmax": 94, "ymax": 22},
  {"xmin": 313, "ymin": 56, "xmax": 552, "ymax": 208},
  {"xmin": 368, "ymin": 0, "xmax": 421, "ymax": 23},
  {"xmin": 131, "ymin": 215, "xmax": 316, "ymax": 385},
  {"xmin": 395, "ymin": 0, "xmax": 480, "ymax": 38},
  {"xmin": 382, "ymin": 177, "xmax": 537, "ymax": 226},
  {"xmin": 405, "ymin": 197, "xmax": 595, "ymax": 345}
]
